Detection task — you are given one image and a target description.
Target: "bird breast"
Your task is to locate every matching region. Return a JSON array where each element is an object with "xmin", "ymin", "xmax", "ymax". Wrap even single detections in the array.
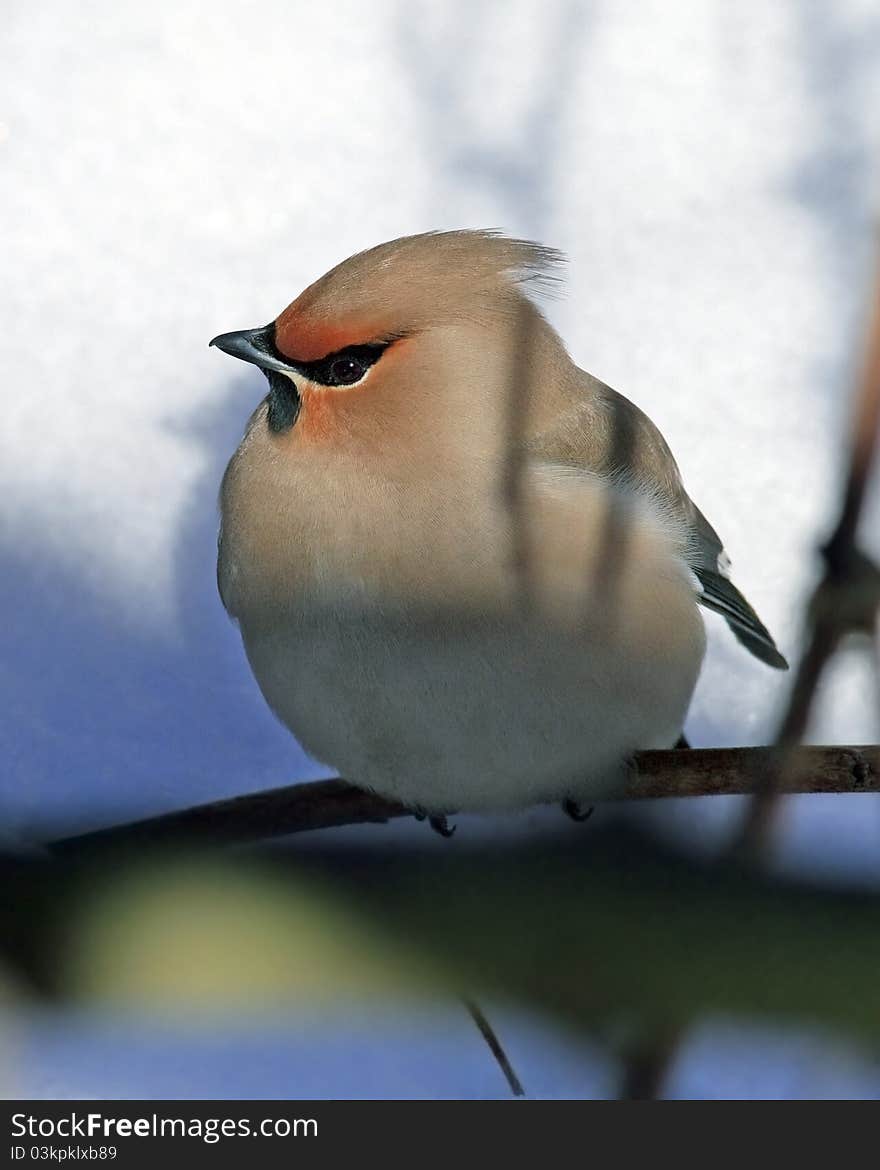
[{"xmin": 218, "ymin": 419, "xmax": 706, "ymax": 811}]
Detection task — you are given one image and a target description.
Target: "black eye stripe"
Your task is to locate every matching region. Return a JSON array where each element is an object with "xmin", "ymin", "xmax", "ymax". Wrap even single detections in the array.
[
  {"xmin": 262, "ymin": 327, "xmax": 392, "ymax": 387},
  {"xmin": 301, "ymin": 344, "xmax": 387, "ymax": 387},
  {"xmin": 257, "ymin": 330, "xmax": 397, "ymax": 436}
]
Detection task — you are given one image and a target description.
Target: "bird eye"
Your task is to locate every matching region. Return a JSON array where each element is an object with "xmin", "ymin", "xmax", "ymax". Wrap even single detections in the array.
[{"xmin": 327, "ymin": 356, "xmax": 367, "ymax": 385}]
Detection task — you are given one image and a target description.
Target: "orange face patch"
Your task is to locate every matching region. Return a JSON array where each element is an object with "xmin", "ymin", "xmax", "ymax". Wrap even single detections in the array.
[
  {"xmin": 294, "ymin": 384, "xmax": 339, "ymax": 444},
  {"xmin": 283, "ymin": 339, "xmax": 409, "ymax": 447},
  {"xmin": 274, "ymin": 303, "xmax": 385, "ymax": 363}
]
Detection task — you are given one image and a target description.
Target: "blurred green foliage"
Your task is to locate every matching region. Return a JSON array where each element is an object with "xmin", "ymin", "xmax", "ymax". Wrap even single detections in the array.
[{"xmin": 4, "ymin": 826, "xmax": 879, "ymax": 1057}]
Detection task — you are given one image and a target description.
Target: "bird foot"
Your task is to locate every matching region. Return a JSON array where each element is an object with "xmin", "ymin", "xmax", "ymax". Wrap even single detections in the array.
[
  {"xmin": 562, "ymin": 798, "xmax": 594, "ymax": 823},
  {"xmin": 412, "ymin": 809, "xmax": 457, "ymax": 837}
]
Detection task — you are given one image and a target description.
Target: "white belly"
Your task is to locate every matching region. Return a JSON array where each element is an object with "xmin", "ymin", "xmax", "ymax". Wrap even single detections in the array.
[
  {"xmin": 240, "ymin": 600, "xmax": 694, "ymax": 813},
  {"xmin": 221, "ymin": 445, "xmax": 705, "ymax": 811}
]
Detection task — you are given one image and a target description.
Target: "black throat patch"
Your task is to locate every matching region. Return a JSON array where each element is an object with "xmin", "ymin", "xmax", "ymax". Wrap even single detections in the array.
[{"xmin": 265, "ymin": 369, "xmax": 301, "ymax": 434}]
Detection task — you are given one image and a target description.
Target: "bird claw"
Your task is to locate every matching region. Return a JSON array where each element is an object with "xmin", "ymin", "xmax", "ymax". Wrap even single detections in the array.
[
  {"xmin": 411, "ymin": 809, "xmax": 456, "ymax": 837},
  {"xmin": 562, "ymin": 798, "xmax": 594, "ymax": 823},
  {"xmin": 429, "ymin": 814, "xmax": 456, "ymax": 838}
]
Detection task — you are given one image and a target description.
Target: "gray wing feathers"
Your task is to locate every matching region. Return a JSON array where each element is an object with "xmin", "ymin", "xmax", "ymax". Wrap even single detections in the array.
[
  {"xmin": 534, "ymin": 374, "xmax": 788, "ymax": 670},
  {"xmin": 694, "ymin": 566, "xmax": 788, "ymax": 669},
  {"xmin": 686, "ymin": 502, "xmax": 787, "ymax": 669}
]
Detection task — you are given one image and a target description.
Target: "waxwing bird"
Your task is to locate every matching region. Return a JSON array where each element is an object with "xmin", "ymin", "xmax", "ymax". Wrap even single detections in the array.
[{"xmin": 211, "ymin": 231, "xmax": 786, "ymax": 821}]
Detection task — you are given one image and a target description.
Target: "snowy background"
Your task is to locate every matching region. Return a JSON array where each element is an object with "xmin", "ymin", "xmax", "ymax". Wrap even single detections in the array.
[{"xmin": 2, "ymin": 0, "xmax": 880, "ymax": 1097}]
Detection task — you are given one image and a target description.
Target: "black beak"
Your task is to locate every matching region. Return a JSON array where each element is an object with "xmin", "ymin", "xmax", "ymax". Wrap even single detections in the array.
[{"xmin": 208, "ymin": 325, "xmax": 295, "ymax": 375}]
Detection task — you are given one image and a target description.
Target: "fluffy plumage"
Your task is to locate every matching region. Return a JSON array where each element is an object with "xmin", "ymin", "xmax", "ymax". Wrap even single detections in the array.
[
  {"xmin": 273, "ymin": 230, "xmax": 564, "ymax": 360},
  {"xmin": 212, "ymin": 230, "xmax": 785, "ymax": 814}
]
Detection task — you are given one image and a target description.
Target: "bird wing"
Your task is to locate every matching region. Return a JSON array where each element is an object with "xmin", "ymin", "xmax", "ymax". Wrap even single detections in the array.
[{"xmin": 529, "ymin": 371, "xmax": 788, "ymax": 669}]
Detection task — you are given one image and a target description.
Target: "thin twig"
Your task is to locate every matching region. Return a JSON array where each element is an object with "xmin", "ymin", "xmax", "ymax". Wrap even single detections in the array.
[
  {"xmin": 462, "ymin": 997, "xmax": 525, "ymax": 1097},
  {"xmin": 735, "ymin": 252, "xmax": 880, "ymax": 857},
  {"xmin": 618, "ymin": 1024, "xmax": 683, "ymax": 1100},
  {"xmin": 501, "ymin": 298, "xmax": 539, "ymax": 610},
  {"xmin": 47, "ymin": 745, "xmax": 879, "ymax": 855}
]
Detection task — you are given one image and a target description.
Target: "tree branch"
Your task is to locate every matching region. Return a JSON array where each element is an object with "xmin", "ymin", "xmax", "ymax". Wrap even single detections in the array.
[
  {"xmin": 735, "ymin": 250, "xmax": 880, "ymax": 856},
  {"xmin": 48, "ymin": 744, "xmax": 879, "ymax": 855}
]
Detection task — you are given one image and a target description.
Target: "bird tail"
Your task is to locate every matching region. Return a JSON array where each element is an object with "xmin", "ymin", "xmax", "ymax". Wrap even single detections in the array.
[{"xmin": 694, "ymin": 568, "xmax": 788, "ymax": 670}]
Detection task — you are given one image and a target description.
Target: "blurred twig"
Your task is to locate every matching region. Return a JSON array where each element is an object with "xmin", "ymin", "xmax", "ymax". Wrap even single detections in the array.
[
  {"xmin": 617, "ymin": 1025, "xmax": 683, "ymax": 1100},
  {"xmin": 462, "ymin": 997, "xmax": 525, "ymax": 1097},
  {"xmin": 502, "ymin": 299, "xmax": 539, "ymax": 609},
  {"xmin": 48, "ymin": 745, "xmax": 879, "ymax": 855},
  {"xmin": 734, "ymin": 254, "xmax": 880, "ymax": 858}
]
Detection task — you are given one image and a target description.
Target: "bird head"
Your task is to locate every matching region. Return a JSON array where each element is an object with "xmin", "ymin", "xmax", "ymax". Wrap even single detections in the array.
[{"xmin": 210, "ymin": 231, "xmax": 568, "ymax": 457}]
